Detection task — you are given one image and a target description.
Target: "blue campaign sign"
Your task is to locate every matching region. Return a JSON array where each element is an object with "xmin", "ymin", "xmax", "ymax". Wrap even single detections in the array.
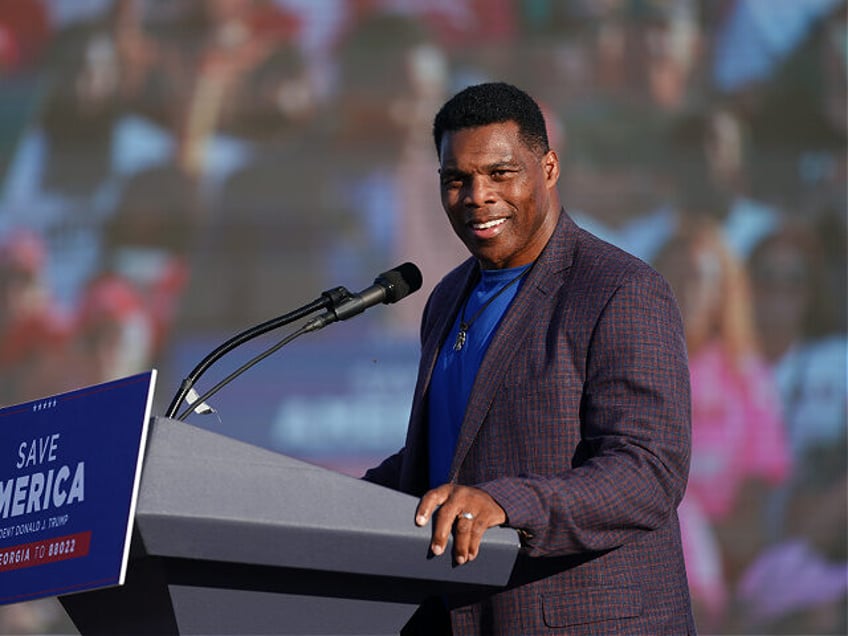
[{"xmin": 0, "ymin": 370, "xmax": 156, "ymax": 605}]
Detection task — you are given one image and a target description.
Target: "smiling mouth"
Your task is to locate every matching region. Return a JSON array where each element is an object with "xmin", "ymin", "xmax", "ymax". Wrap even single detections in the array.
[
  {"xmin": 467, "ymin": 217, "xmax": 508, "ymax": 242},
  {"xmin": 470, "ymin": 218, "xmax": 507, "ymax": 231}
]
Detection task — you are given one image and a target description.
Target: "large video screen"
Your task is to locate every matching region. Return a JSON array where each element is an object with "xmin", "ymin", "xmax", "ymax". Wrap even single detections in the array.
[{"xmin": 0, "ymin": 1, "xmax": 845, "ymax": 634}]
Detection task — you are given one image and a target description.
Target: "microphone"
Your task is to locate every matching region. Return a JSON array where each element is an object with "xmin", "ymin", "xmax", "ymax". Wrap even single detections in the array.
[
  {"xmin": 167, "ymin": 263, "xmax": 422, "ymax": 420},
  {"xmin": 304, "ymin": 262, "xmax": 422, "ymax": 332}
]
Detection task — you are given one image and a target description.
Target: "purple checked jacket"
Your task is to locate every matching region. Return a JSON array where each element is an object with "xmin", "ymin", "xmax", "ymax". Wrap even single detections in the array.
[{"xmin": 365, "ymin": 211, "xmax": 696, "ymax": 635}]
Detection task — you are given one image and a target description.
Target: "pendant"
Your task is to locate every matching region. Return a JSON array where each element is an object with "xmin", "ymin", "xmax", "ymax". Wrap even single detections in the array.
[{"xmin": 453, "ymin": 325, "xmax": 468, "ymax": 351}]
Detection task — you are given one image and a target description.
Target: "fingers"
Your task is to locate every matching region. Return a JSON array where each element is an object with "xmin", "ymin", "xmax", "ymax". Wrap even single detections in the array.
[
  {"xmin": 415, "ymin": 485, "xmax": 507, "ymax": 565},
  {"xmin": 451, "ymin": 511, "xmax": 486, "ymax": 565},
  {"xmin": 415, "ymin": 485, "xmax": 461, "ymax": 557},
  {"xmin": 415, "ymin": 484, "xmax": 451, "ymax": 528}
]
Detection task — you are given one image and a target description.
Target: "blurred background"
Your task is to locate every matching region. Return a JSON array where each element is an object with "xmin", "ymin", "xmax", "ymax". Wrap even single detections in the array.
[{"xmin": 0, "ymin": 0, "xmax": 844, "ymax": 633}]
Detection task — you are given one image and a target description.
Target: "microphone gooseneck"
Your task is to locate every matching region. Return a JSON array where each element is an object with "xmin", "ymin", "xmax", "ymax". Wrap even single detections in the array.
[
  {"xmin": 164, "ymin": 286, "xmax": 351, "ymax": 419},
  {"xmin": 166, "ymin": 263, "xmax": 422, "ymax": 421}
]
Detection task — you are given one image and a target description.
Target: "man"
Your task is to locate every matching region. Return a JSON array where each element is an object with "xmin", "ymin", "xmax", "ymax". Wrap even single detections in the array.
[{"xmin": 364, "ymin": 82, "xmax": 695, "ymax": 634}]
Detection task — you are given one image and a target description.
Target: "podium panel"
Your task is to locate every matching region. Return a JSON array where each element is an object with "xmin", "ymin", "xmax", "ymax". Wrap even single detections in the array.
[{"xmin": 61, "ymin": 417, "xmax": 520, "ymax": 635}]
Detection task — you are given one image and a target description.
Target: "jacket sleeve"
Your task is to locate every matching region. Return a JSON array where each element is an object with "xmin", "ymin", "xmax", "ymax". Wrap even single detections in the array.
[
  {"xmin": 478, "ymin": 269, "xmax": 692, "ymax": 558},
  {"xmin": 361, "ymin": 277, "xmax": 447, "ymax": 491}
]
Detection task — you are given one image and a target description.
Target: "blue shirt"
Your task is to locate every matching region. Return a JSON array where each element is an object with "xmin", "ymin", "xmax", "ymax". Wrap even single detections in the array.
[{"xmin": 427, "ymin": 264, "xmax": 531, "ymax": 488}]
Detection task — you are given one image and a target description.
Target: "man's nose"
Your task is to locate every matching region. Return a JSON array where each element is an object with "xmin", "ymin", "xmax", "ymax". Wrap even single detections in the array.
[{"xmin": 463, "ymin": 176, "xmax": 495, "ymax": 207}]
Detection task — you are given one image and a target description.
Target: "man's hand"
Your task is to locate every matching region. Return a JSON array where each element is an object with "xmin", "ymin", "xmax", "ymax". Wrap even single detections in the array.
[{"xmin": 415, "ymin": 484, "xmax": 507, "ymax": 565}]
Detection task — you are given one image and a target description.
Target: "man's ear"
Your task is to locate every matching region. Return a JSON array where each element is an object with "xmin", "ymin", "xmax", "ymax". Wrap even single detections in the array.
[{"xmin": 543, "ymin": 150, "xmax": 560, "ymax": 185}]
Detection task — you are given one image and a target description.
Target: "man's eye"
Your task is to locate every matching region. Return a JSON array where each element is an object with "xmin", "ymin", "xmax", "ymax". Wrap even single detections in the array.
[{"xmin": 442, "ymin": 177, "xmax": 463, "ymax": 188}]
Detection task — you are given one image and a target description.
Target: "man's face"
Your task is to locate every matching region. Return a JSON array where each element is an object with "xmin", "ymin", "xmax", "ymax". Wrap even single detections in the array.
[{"xmin": 438, "ymin": 121, "xmax": 560, "ymax": 270}]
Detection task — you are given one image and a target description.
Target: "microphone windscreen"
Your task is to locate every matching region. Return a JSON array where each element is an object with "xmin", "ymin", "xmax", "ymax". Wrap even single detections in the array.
[{"xmin": 378, "ymin": 262, "xmax": 423, "ymax": 303}]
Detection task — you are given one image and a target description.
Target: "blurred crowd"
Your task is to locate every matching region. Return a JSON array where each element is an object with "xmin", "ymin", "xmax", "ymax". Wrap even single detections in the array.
[{"xmin": 0, "ymin": 0, "xmax": 845, "ymax": 633}]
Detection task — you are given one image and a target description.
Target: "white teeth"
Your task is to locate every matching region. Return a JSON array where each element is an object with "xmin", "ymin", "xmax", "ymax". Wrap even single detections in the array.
[{"xmin": 472, "ymin": 218, "xmax": 506, "ymax": 230}]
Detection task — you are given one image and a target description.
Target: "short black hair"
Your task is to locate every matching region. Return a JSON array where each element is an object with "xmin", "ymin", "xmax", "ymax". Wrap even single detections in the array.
[{"xmin": 432, "ymin": 82, "xmax": 550, "ymax": 156}]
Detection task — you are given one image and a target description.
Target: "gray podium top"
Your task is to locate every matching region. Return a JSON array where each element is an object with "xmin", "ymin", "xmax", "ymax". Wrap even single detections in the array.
[
  {"xmin": 59, "ymin": 416, "xmax": 523, "ymax": 634},
  {"xmin": 137, "ymin": 416, "xmax": 520, "ymax": 586}
]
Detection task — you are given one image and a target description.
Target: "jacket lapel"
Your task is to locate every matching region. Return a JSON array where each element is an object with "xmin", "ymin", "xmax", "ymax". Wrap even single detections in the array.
[
  {"xmin": 448, "ymin": 212, "xmax": 576, "ymax": 480},
  {"xmin": 419, "ymin": 260, "xmax": 478, "ymax": 395},
  {"xmin": 401, "ymin": 259, "xmax": 477, "ymax": 492}
]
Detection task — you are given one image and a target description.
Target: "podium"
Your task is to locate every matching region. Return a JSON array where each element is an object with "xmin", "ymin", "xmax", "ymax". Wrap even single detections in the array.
[{"xmin": 60, "ymin": 416, "xmax": 520, "ymax": 634}]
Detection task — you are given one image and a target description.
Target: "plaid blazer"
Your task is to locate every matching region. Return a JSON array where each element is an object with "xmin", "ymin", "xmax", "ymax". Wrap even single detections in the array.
[{"xmin": 366, "ymin": 211, "xmax": 696, "ymax": 635}]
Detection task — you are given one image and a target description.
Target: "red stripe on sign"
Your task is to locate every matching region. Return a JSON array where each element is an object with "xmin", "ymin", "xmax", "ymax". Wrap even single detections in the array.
[{"xmin": 0, "ymin": 531, "xmax": 91, "ymax": 572}]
